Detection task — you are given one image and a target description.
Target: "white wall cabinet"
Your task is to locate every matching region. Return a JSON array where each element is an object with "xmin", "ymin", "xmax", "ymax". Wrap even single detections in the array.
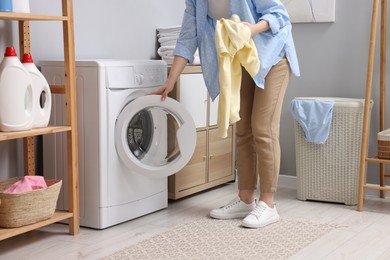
[
  {"xmin": 178, "ymin": 73, "xmax": 208, "ymax": 128},
  {"xmin": 168, "ymin": 66, "xmax": 236, "ymax": 200}
]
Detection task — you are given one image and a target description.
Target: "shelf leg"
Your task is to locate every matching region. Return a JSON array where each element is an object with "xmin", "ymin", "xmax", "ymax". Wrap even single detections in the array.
[
  {"xmin": 379, "ymin": 0, "xmax": 387, "ymax": 199},
  {"xmin": 62, "ymin": 0, "xmax": 80, "ymax": 235},
  {"xmin": 357, "ymin": 0, "xmax": 380, "ymax": 211},
  {"xmin": 23, "ymin": 137, "xmax": 35, "ymax": 176}
]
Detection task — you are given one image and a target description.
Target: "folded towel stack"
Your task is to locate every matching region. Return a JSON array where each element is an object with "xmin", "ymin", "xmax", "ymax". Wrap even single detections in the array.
[{"xmin": 156, "ymin": 25, "xmax": 200, "ymax": 65}]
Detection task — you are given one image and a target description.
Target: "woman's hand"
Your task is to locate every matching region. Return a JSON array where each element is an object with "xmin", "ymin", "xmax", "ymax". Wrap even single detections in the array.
[
  {"xmin": 149, "ymin": 56, "xmax": 188, "ymax": 101},
  {"xmin": 242, "ymin": 20, "xmax": 270, "ymax": 37},
  {"xmin": 148, "ymin": 80, "xmax": 175, "ymax": 101}
]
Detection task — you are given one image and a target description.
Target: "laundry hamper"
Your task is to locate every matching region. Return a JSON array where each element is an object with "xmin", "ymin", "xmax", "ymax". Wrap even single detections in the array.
[
  {"xmin": 0, "ymin": 177, "xmax": 62, "ymax": 228},
  {"xmin": 293, "ymin": 97, "xmax": 373, "ymax": 205}
]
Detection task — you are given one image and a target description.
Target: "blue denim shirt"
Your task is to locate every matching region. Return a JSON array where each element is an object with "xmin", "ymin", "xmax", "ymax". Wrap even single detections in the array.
[{"xmin": 173, "ymin": 0, "xmax": 300, "ymax": 100}]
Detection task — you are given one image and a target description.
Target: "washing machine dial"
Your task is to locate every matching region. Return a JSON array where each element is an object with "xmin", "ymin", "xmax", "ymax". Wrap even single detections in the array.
[{"xmin": 135, "ymin": 73, "xmax": 144, "ymax": 85}]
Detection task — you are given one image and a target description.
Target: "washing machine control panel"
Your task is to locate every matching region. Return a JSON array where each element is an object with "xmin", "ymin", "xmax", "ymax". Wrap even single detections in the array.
[
  {"xmin": 134, "ymin": 64, "xmax": 167, "ymax": 87},
  {"xmin": 105, "ymin": 60, "xmax": 167, "ymax": 89}
]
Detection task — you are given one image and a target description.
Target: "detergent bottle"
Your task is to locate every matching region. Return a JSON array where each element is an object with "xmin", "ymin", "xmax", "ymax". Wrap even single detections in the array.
[
  {"xmin": 0, "ymin": 0, "xmax": 12, "ymax": 12},
  {"xmin": 12, "ymin": 0, "xmax": 29, "ymax": 13},
  {"xmin": 0, "ymin": 46, "xmax": 33, "ymax": 131},
  {"xmin": 22, "ymin": 53, "xmax": 52, "ymax": 128}
]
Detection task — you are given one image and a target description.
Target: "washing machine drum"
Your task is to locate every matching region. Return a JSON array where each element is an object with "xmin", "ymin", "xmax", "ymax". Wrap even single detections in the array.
[{"xmin": 115, "ymin": 95, "xmax": 196, "ymax": 178}]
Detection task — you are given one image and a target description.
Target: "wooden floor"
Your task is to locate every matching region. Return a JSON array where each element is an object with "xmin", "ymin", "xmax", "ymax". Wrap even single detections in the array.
[{"xmin": 0, "ymin": 182, "xmax": 389, "ymax": 260}]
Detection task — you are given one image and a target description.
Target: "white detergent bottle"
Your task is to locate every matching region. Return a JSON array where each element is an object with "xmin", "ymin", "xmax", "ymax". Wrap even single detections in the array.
[
  {"xmin": 12, "ymin": 0, "xmax": 29, "ymax": 13},
  {"xmin": 0, "ymin": 46, "xmax": 33, "ymax": 132},
  {"xmin": 22, "ymin": 53, "xmax": 52, "ymax": 128}
]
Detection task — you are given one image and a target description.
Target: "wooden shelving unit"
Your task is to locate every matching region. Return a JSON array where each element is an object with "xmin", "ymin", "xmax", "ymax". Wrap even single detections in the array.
[
  {"xmin": 358, "ymin": 0, "xmax": 390, "ymax": 210},
  {"xmin": 0, "ymin": 0, "xmax": 79, "ymax": 240}
]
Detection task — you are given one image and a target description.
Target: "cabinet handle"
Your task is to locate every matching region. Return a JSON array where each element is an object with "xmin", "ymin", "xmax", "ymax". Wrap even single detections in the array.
[
  {"xmin": 203, "ymin": 156, "xmax": 207, "ymax": 161},
  {"xmin": 209, "ymin": 155, "xmax": 214, "ymax": 160}
]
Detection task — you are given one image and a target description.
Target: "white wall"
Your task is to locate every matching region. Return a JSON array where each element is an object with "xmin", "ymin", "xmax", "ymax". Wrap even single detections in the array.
[
  {"xmin": 27, "ymin": 0, "xmax": 186, "ymax": 60},
  {"xmin": 0, "ymin": 0, "xmax": 388, "ymax": 184},
  {"xmin": 0, "ymin": 140, "xmax": 20, "ymax": 179}
]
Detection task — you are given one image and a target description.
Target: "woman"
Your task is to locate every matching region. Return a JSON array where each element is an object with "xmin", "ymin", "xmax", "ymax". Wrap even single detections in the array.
[{"xmin": 150, "ymin": 0, "xmax": 300, "ymax": 229}]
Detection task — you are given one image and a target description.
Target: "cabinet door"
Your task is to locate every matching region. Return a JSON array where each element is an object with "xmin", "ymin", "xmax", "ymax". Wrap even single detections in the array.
[
  {"xmin": 169, "ymin": 130, "xmax": 207, "ymax": 192},
  {"xmin": 208, "ymin": 126, "xmax": 234, "ymax": 182},
  {"xmin": 179, "ymin": 74, "xmax": 207, "ymax": 128}
]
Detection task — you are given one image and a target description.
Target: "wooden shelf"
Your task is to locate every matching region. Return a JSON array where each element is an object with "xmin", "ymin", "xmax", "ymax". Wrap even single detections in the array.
[
  {"xmin": 0, "ymin": 126, "xmax": 71, "ymax": 141},
  {"xmin": 363, "ymin": 184, "xmax": 390, "ymax": 191},
  {"xmin": 0, "ymin": 211, "xmax": 73, "ymax": 241},
  {"xmin": 0, "ymin": 0, "xmax": 79, "ymax": 240},
  {"xmin": 366, "ymin": 156, "xmax": 390, "ymax": 164},
  {"xmin": 0, "ymin": 12, "xmax": 67, "ymax": 21},
  {"xmin": 357, "ymin": 0, "xmax": 390, "ymax": 210}
]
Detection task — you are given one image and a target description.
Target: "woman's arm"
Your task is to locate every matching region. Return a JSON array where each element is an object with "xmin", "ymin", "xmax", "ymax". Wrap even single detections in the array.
[
  {"xmin": 174, "ymin": 0, "xmax": 198, "ymax": 64},
  {"xmin": 252, "ymin": 0, "xmax": 290, "ymax": 35},
  {"xmin": 150, "ymin": 0, "xmax": 198, "ymax": 101}
]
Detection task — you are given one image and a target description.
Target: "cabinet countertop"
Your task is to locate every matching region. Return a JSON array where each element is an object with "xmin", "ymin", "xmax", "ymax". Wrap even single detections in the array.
[{"xmin": 168, "ymin": 65, "xmax": 202, "ymax": 74}]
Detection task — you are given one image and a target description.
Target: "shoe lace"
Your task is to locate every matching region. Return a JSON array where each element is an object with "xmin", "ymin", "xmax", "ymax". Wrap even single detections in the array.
[
  {"xmin": 251, "ymin": 204, "xmax": 267, "ymax": 217},
  {"xmin": 221, "ymin": 198, "xmax": 240, "ymax": 209}
]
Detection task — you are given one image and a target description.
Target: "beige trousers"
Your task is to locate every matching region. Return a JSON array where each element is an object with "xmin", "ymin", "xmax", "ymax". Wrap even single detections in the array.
[{"xmin": 236, "ymin": 57, "xmax": 291, "ymax": 193}]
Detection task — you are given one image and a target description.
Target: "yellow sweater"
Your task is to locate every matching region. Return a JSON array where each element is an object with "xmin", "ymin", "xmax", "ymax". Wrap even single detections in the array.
[{"xmin": 215, "ymin": 14, "xmax": 260, "ymax": 138}]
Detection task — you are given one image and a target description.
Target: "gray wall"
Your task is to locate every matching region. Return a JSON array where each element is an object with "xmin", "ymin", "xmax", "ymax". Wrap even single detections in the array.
[
  {"xmin": 281, "ymin": 0, "xmax": 389, "ymax": 185},
  {"xmin": 0, "ymin": 0, "xmax": 388, "ymax": 184}
]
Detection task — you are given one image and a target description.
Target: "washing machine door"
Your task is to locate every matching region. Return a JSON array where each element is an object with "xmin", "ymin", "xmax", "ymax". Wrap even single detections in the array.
[{"xmin": 115, "ymin": 95, "xmax": 196, "ymax": 178}]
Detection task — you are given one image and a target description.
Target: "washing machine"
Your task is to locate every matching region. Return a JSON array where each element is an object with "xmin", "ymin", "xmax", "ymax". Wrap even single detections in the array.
[{"xmin": 40, "ymin": 59, "xmax": 196, "ymax": 229}]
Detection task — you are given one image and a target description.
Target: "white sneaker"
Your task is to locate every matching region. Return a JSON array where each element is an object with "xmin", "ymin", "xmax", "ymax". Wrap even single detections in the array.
[
  {"xmin": 210, "ymin": 197, "xmax": 256, "ymax": 219},
  {"xmin": 241, "ymin": 201, "xmax": 280, "ymax": 228}
]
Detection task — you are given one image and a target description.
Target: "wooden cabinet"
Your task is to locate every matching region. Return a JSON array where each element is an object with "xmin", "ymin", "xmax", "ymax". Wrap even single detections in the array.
[
  {"xmin": 208, "ymin": 127, "xmax": 235, "ymax": 182},
  {"xmin": 168, "ymin": 66, "xmax": 236, "ymax": 200},
  {"xmin": 0, "ymin": 0, "xmax": 79, "ymax": 240}
]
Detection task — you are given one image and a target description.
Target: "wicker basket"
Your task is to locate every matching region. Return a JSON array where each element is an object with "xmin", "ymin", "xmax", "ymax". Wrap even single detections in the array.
[
  {"xmin": 294, "ymin": 97, "xmax": 373, "ymax": 205},
  {"xmin": 378, "ymin": 129, "xmax": 390, "ymax": 159},
  {"xmin": 0, "ymin": 177, "xmax": 62, "ymax": 228}
]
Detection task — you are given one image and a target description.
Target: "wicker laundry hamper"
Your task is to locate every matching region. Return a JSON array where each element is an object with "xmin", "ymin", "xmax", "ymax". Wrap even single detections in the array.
[
  {"xmin": 0, "ymin": 177, "xmax": 62, "ymax": 228},
  {"xmin": 293, "ymin": 97, "xmax": 373, "ymax": 205}
]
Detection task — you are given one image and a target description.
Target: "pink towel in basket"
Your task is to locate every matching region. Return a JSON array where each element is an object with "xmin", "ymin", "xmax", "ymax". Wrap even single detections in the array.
[{"xmin": 3, "ymin": 176, "xmax": 47, "ymax": 194}]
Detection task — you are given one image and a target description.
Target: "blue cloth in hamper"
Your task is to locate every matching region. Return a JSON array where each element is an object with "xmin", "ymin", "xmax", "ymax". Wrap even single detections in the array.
[{"xmin": 290, "ymin": 99, "xmax": 335, "ymax": 144}]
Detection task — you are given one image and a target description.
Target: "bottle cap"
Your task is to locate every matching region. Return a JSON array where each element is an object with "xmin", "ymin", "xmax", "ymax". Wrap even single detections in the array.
[
  {"xmin": 22, "ymin": 53, "xmax": 34, "ymax": 63},
  {"xmin": 4, "ymin": 47, "xmax": 17, "ymax": 57}
]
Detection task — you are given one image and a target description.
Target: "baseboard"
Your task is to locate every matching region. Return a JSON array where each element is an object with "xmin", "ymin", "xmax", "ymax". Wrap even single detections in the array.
[
  {"xmin": 277, "ymin": 174, "xmax": 297, "ymax": 190},
  {"xmin": 278, "ymin": 174, "xmax": 382, "ymax": 197}
]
